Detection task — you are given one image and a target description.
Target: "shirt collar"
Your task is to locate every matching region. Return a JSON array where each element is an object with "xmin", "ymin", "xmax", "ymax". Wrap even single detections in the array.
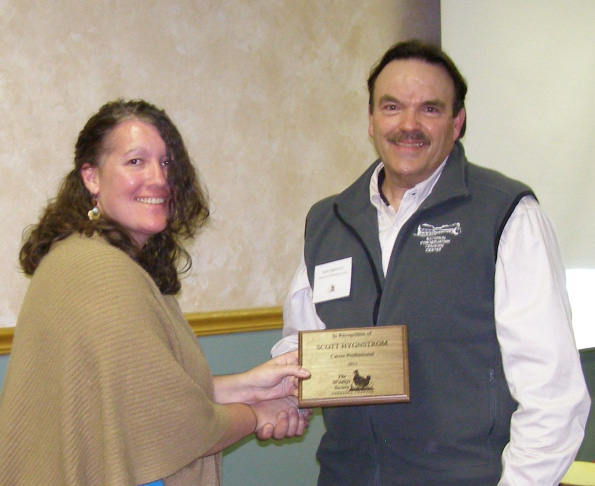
[{"xmin": 369, "ymin": 158, "xmax": 448, "ymax": 210}]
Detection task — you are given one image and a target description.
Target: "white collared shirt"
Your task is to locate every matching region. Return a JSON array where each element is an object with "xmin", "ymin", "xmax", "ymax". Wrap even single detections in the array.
[
  {"xmin": 272, "ymin": 161, "xmax": 590, "ymax": 486},
  {"xmin": 371, "ymin": 161, "xmax": 444, "ymax": 274}
]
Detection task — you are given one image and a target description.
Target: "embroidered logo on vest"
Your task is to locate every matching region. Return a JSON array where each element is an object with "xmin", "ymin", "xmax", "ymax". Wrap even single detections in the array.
[{"xmin": 413, "ymin": 223, "xmax": 461, "ymax": 253}]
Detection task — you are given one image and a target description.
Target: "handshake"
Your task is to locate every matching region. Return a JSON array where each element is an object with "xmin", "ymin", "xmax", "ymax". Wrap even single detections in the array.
[{"xmin": 212, "ymin": 350, "xmax": 312, "ymax": 441}]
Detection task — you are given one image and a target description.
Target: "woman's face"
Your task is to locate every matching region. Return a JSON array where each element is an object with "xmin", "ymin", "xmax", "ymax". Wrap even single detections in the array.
[{"xmin": 81, "ymin": 118, "xmax": 171, "ymax": 247}]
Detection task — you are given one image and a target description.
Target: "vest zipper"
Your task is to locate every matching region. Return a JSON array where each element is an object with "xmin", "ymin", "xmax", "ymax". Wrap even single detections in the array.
[
  {"xmin": 333, "ymin": 203, "xmax": 383, "ymax": 326},
  {"xmin": 366, "ymin": 406, "xmax": 381, "ymax": 485},
  {"xmin": 488, "ymin": 367, "xmax": 497, "ymax": 437}
]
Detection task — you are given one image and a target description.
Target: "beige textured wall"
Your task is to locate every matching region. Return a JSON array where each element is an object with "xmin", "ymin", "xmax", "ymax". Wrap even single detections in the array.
[{"xmin": 0, "ymin": 0, "xmax": 439, "ymax": 327}]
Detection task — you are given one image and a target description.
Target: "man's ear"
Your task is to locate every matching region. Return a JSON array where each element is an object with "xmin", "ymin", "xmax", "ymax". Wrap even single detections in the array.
[
  {"xmin": 80, "ymin": 163, "xmax": 99, "ymax": 194},
  {"xmin": 452, "ymin": 108, "xmax": 466, "ymax": 141}
]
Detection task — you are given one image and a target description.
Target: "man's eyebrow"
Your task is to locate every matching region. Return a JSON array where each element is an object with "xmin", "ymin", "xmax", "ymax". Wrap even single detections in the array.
[
  {"xmin": 377, "ymin": 94, "xmax": 400, "ymax": 105},
  {"xmin": 423, "ymin": 99, "xmax": 448, "ymax": 108},
  {"xmin": 376, "ymin": 95, "xmax": 448, "ymax": 109}
]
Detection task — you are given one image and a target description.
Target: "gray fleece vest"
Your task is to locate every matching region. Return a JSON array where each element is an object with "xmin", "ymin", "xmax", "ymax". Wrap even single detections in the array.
[{"xmin": 304, "ymin": 142, "xmax": 534, "ymax": 486}]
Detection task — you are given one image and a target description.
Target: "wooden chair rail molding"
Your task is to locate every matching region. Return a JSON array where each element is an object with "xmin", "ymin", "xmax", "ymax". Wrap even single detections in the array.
[{"xmin": 0, "ymin": 306, "xmax": 283, "ymax": 356}]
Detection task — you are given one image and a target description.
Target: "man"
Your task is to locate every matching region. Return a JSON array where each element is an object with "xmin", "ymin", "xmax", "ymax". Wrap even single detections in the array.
[{"xmin": 272, "ymin": 40, "xmax": 590, "ymax": 485}]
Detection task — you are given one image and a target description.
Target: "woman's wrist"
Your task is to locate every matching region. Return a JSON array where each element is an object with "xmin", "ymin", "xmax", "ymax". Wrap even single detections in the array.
[
  {"xmin": 212, "ymin": 373, "xmax": 251, "ymax": 404},
  {"xmin": 247, "ymin": 404, "xmax": 258, "ymax": 433}
]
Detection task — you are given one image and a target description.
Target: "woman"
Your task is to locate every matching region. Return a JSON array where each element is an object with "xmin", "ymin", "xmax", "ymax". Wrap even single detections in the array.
[{"xmin": 0, "ymin": 99, "xmax": 310, "ymax": 486}]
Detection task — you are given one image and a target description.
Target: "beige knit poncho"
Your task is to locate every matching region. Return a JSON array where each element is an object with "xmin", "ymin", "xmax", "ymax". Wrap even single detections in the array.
[{"xmin": 0, "ymin": 234, "xmax": 229, "ymax": 485}]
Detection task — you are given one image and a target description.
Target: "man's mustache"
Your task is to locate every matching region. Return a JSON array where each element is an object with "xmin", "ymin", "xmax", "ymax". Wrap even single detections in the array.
[{"xmin": 387, "ymin": 131, "xmax": 430, "ymax": 145}]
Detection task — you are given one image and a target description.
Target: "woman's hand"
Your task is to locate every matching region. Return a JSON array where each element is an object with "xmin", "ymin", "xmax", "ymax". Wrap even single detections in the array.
[
  {"xmin": 205, "ymin": 355, "xmax": 314, "ymax": 455},
  {"xmin": 213, "ymin": 351, "xmax": 310, "ymax": 404},
  {"xmin": 242, "ymin": 351, "xmax": 310, "ymax": 403}
]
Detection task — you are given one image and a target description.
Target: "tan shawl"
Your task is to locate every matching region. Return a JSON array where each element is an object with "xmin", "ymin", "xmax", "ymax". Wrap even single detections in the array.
[{"xmin": 0, "ymin": 234, "xmax": 229, "ymax": 486}]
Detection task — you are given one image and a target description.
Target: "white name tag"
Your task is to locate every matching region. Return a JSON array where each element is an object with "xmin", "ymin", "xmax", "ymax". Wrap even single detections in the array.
[{"xmin": 312, "ymin": 257, "xmax": 352, "ymax": 304}]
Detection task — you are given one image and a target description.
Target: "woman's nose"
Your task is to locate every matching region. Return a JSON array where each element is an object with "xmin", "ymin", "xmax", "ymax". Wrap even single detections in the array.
[{"xmin": 148, "ymin": 160, "xmax": 168, "ymax": 185}]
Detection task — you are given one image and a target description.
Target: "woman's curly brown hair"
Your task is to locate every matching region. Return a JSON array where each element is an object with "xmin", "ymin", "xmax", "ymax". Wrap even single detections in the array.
[{"xmin": 19, "ymin": 99, "xmax": 209, "ymax": 294}]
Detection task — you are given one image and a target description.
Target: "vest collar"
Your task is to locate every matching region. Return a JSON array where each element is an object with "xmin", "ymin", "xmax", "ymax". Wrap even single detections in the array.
[
  {"xmin": 419, "ymin": 140, "xmax": 470, "ymax": 211},
  {"xmin": 335, "ymin": 140, "xmax": 470, "ymax": 219}
]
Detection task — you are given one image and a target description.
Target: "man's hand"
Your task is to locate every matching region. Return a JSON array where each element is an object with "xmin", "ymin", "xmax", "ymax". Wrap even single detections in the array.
[{"xmin": 252, "ymin": 396, "xmax": 312, "ymax": 440}]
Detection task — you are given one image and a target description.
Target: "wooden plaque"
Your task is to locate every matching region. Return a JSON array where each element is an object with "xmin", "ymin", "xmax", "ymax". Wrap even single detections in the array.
[{"xmin": 298, "ymin": 325, "xmax": 410, "ymax": 407}]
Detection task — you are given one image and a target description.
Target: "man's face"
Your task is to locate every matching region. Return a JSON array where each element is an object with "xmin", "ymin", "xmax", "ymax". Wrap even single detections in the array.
[{"xmin": 368, "ymin": 59, "xmax": 465, "ymax": 192}]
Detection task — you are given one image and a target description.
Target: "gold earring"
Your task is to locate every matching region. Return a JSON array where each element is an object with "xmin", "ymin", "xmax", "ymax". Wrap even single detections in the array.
[{"xmin": 88, "ymin": 197, "xmax": 100, "ymax": 221}]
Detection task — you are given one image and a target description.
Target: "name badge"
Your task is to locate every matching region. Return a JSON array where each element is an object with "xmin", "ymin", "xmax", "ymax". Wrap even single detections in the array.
[{"xmin": 312, "ymin": 257, "xmax": 352, "ymax": 304}]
